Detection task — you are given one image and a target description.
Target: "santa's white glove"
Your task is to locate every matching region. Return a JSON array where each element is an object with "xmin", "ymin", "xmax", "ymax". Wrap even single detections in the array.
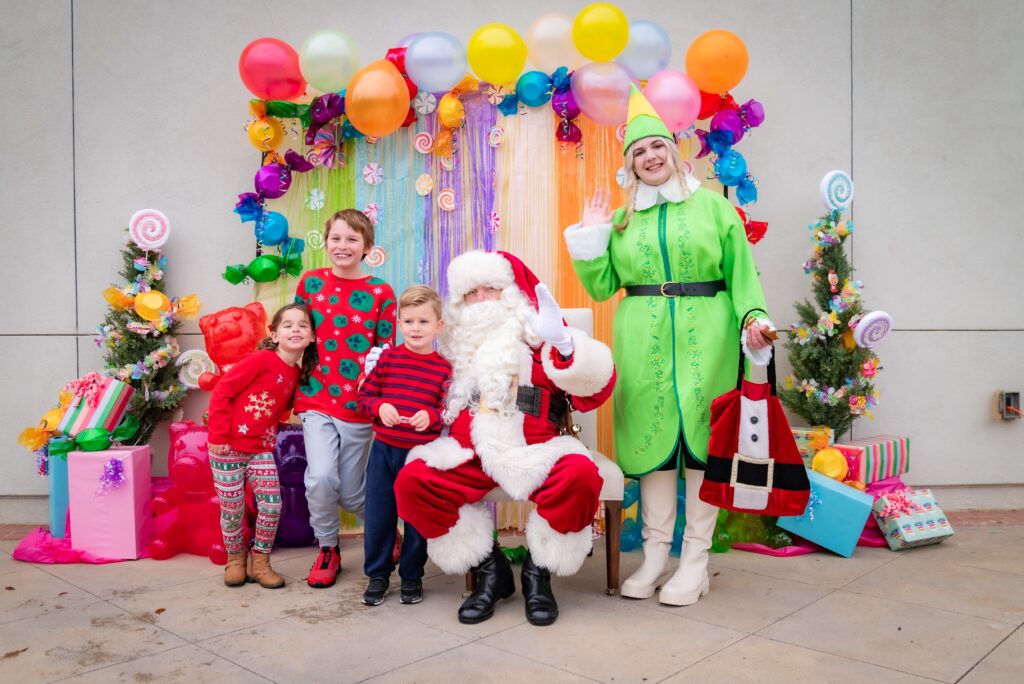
[
  {"xmin": 524, "ymin": 284, "xmax": 574, "ymax": 357},
  {"xmin": 363, "ymin": 343, "xmax": 389, "ymax": 375}
]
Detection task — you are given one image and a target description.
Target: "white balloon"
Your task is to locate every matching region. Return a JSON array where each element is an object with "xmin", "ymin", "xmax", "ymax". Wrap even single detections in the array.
[
  {"xmin": 616, "ymin": 20, "xmax": 671, "ymax": 80},
  {"xmin": 300, "ymin": 30, "xmax": 360, "ymax": 93},
  {"xmin": 405, "ymin": 32, "xmax": 467, "ymax": 93},
  {"xmin": 526, "ymin": 13, "xmax": 583, "ymax": 73}
]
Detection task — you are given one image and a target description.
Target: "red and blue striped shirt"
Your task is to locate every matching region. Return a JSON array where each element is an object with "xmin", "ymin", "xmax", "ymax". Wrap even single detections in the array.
[{"xmin": 356, "ymin": 345, "xmax": 452, "ymax": 448}]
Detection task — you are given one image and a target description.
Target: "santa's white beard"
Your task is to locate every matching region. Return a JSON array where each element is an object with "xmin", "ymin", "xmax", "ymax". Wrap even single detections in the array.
[{"xmin": 442, "ymin": 299, "xmax": 529, "ymax": 423}]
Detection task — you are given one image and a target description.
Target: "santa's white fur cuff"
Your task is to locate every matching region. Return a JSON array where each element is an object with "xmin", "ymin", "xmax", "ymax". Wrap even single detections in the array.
[
  {"xmin": 426, "ymin": 503, "xmax": 493, "ymax": 574},
  {"xmin": 525, "ymin": 510, "xmax": 593, "ymax": 576},
  {"xmin": 406, "ymin": 436, "xmax": 475, "ymax": 471},
  {"xmin": 741, "ymin": 316, "xmax": 776, "ymax": 367}
]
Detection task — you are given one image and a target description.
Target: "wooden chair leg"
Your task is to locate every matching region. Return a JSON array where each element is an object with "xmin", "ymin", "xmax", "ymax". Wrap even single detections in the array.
[
  {"xmin": 464, "ymin": 570, "xmax": 476, "ymax": 594},
  {"xmin": 604, "ymin": 500, "xmax": 622, "ymax": 595}
]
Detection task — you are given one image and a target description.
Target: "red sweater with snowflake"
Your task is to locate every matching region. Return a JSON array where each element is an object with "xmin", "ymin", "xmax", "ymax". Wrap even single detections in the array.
[
  {"xmin": 207, "ymin": 350, "xmax": 300, "ymax": 453},
  {"xmin": 293, "ymin": 268, "xmax": 397, "ymax": 423},
  {"xmin": 356, "ymin": 345, "xmax": 452, "ymax": 448}
]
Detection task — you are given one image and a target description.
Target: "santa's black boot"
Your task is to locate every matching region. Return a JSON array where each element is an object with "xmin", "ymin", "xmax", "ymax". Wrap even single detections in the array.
[
  {"xmin": 458, "ymin": 543, "xmax": 515, "ymax": 624},
  {"xmin": 521, "ymin": 552, "xmax": 558, "ymax": 626}
]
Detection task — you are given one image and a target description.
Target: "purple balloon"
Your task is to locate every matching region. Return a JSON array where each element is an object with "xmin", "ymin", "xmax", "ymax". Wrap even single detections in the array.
[
  {"xmin": 551, "ymin": 89, "xmax": 581, "ymax": 120},
  {"xmin": 711, "ymin": 109, "xmax": 745, "ymax": 145},
  {"xmin": 254, "ymin": 163, "xmax": 292, "ymax": 199}
]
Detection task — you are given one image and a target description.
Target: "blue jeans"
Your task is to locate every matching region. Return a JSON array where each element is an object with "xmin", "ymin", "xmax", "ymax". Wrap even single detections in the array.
[{"xmin": 363, "ymin": 440, "xmax": 428, "ymax": 580}]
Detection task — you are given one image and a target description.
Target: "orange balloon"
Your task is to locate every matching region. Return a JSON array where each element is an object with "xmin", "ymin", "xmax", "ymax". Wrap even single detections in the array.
[
  {"xmin": 685, "ymin": 30, "xmax": 749, "ymax": 94},
  {"xmin": 345, "ymin": 59, "xmax": 411, "ymax": 138}
]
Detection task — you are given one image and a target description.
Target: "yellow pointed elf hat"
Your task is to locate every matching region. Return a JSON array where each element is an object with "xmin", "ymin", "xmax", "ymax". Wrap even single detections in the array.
[{"xmin": 622, "ymin": 83, "xmax": 673, "ymax": 155}]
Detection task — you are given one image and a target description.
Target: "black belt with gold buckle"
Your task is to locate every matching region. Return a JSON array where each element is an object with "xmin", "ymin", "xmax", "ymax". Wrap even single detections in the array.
[{"xmin": 624, "ymin": 279, "xmax": 726, "ymax": 297}]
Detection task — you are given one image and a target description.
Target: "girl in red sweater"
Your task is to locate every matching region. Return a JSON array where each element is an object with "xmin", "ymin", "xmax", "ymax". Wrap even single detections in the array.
[{"xmin": 207, "ymin": 303, "xmax": 317, "ymax": 588}]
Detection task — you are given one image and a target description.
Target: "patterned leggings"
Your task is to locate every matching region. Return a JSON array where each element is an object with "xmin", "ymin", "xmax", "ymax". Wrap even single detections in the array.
[{"xmin": 209, "ymin": 449, "xmax": 281, "ymax": 554}]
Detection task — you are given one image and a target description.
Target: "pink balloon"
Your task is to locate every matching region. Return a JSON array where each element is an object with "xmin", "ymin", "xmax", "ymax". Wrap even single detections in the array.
[
  {"xmin": 570, "ymin": 62, "xmax": 639, "ymax": 126},
  {"xmin": 644, "ymin": 70, "xmax": 701, "ymax": 132}
]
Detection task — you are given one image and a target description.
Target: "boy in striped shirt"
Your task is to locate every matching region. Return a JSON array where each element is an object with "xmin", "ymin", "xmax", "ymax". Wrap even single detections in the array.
[{"xmin": 356, "ymin": 285, "xmax": 452, "ymax": 605}]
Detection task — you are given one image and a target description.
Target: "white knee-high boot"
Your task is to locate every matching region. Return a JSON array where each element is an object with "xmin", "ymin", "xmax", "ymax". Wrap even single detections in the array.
[
  {"xmin": 659, "ymin": 468, "xmax": 717, "ymax": 606},
  {"xmin": 621, "ymin": 470, "xmax": 677, "ymax": 599}
]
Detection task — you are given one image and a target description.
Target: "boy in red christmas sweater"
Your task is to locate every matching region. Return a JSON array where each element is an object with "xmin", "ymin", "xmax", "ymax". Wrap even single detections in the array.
[
  {"xmin": 357, "ymin": 285, "xmax": 452, "ymax": 605},
  {"xmin": 294, "ymin": 209, "xmax": 396, "ymax": 588}
]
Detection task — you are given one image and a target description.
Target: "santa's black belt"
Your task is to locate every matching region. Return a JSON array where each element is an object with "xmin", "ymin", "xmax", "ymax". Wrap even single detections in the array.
[
  {"xmin": 516, "ymin": 386, "xmax": 569, "ymax": 428},
  {"xmin": 624, "ymin": 279, "xmax": 726, "ymax": 298}
]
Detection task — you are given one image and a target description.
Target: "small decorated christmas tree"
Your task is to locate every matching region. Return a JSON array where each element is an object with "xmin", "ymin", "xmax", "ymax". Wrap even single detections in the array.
[
  {"xmin": 96, "ymin": 210, "xmax": 200, "ymax": 444},
  {"xmin": 779, "ymin": 172, "xmax": 891, "ymax": 439}
]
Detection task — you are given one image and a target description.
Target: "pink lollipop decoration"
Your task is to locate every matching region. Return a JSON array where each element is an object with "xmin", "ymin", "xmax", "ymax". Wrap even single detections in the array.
[
  {"xmin": 365, "ymin": 245, "xmax": 386, "ymax": 268},
  {"xmin": 853, "ymin": 310, "xmax": 892, "ymax": 348},
  {"xmin": 363, "ymin": 203, "xmax": 380, "ymax": 225},
  {"xmin": 129, "ymin": 209, "xmax": 171, "ymax": 250},
  {"xmin": 437, "ymin": 188, "xmax": 456, "ymax": 211},
  {"xmin": 615, "ymin": 124, "xmax": 626, "ymax": 143},
  {"xmin": 440, "ymin": 155, "xmax": 455, "ymax": 172},
  {"xmin": 488, "ymin": 126, "xmax": 506, "ymax": 148},
  {"xmin": 362, "ymin": 163, "xmax": 383, "ymax": 185},
  {"xmin": 413, "ymin": 132, "xmax": 434, "ymax": 154}
]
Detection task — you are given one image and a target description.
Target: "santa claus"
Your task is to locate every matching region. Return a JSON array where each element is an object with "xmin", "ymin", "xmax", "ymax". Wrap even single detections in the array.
[{"xmin": 392, "ymin": 250, "xmax": 615, "ymax": 626}]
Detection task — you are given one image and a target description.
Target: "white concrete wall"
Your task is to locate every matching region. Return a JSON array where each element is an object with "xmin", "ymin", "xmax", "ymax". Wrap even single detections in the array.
[{"xmin": 1, "ymin": 1, "xmax": 1021, "ymax": 515}]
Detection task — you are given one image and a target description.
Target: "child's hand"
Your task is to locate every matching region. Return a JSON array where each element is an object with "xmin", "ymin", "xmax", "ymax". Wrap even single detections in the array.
[
  {"xmin": 378, "ymin": 403, "xmax": 401, "ymax": 427},
  {"xmin": 407, "ymin": 410, "xmax": 431, "ymax": 432},
  {"xmin": 208, "ymin": 443, "xmax": 230, "ymax": 455}
]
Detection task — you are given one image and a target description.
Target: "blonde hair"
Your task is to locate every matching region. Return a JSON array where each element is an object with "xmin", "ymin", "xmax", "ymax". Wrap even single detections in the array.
[
  {"xmin": 615, "ymin": 138, "xmax": 691, "ymax": 232},
  {"xmin": 399, "ymin": 285, "xmax": 442, "ymax": 319}
]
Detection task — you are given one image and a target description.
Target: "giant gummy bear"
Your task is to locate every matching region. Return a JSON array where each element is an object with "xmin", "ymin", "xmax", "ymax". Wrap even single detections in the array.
[
  {"xmin": 197, "ymin": 301, "xmax": 267, "ymax": 391},
  {"xmin": 148, "ymin": 421, "xmax": 226, "ymax": 564}
]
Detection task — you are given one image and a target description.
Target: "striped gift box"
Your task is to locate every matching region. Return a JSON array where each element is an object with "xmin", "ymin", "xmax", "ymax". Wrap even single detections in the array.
[
  {"xmin": 834, "ymin": 435, "xmax": 910, "ymax": 483},
  {"xmin": 57, "ymin": 376, "xmax": 134, "ymax": 437}
]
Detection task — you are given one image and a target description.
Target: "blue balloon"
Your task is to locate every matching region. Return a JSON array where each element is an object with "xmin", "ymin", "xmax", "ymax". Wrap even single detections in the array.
[
  {"xmin": 715, "ymin": 150, "xmax": 748, "ymax": 187},
  {"xmin": 622, "ymin": 479, "xmax": 640, "ymax": 508},
  {"xmin": 516, "ymin": 71, "xmax": 553, "ymax": 108},
  {"xmin": 258, "ymin": 211, "xmax": 289, "ymax": 246}
]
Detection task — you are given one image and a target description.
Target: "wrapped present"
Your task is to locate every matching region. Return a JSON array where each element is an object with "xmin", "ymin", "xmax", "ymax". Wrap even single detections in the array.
[
  {"xmin": 777, "ymin": 468, "xmax": 874, "ymax": 557},
  {"xmin": 67, "ymin": 445, "xmax": 152, "ymax": 559},
  {"xmin": 792, "ymin": 426, "xmax": 833, "ymax": 467},
  {"xmin": 872, "ymin": 487, "xmax": 954, "ymax": 550},
  {"xmin": 834, "ymin": 435, "xmax": 910, "ymax": 484},
  {"xmin": 58, "ymin": 373, "xmax": 134, "ymax": 438},
  {"xmin": 48, "ymin": 454, "xmax": 70, "ymax": 539}
]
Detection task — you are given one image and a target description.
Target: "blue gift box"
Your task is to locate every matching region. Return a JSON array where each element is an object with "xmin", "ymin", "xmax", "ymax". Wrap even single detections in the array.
[
  {"xmin": 48, "ymin": 454, "xmax": 69, "ymax": 539},
  {"xmin": 777, "ymin": 468, "xmax": 874, "ymax": 557}
]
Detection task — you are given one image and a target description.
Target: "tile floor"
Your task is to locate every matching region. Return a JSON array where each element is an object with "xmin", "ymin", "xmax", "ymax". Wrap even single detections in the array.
[{"xmin": 0, "ymin": 516, "xmax": 1021, "ymax": 683}]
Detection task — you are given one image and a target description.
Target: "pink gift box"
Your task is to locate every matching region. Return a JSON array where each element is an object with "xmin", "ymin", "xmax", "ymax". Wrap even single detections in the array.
[{"xmin": 68, "ymin": 445, "xmax": 153, "ymax": 560}]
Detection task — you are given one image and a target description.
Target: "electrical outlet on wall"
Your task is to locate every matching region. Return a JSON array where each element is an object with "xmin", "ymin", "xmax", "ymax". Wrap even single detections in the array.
[{"xmin": 998, "ymin": 391, "xmax": 1020, "ymax": 420}]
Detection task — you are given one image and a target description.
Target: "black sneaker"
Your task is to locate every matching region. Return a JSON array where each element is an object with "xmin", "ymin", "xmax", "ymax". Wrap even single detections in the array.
[
  {"xmin": 362, "ymin": 577, "xmax": 390, "ymax": 606},
  {"xmin": 400, "ymin": 579, "xmax": 423, "ymax": 605}
]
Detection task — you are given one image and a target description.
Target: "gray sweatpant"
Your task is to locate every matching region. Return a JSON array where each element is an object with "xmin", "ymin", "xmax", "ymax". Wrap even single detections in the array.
[{"xmin": 299, "ymin": 411, "xmax": 374, "ymax": 548}]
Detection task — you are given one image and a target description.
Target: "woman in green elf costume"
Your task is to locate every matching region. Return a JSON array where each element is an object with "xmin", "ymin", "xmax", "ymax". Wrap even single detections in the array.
[{"xmin": 564, "ymin": 85, "xmax": 775, "ymax": 606}]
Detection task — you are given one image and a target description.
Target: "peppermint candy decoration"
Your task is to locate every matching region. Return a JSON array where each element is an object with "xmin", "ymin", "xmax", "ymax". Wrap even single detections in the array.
[
  {"xmin": 363, "ymin": 203, "xmax": 380, "ymax": 225},
  {"xmin": 413, "ymin": 132, "xmax": 434, "ymax": 154},
  {"xmin": 486, "ymin": 211, "xmax": 500, "ymax": 234},
  {"xmin": 365, "ymin": 245, "xmax": 387, "ymax": 268},
  {"xmin": 615, "ymin": 124, "xmax": 627, "ymax": 144},
  {"xmin": 820, "ymin": 170, "xmax": 854, "ymax": 211},
  {"xmin": 128, "ymin": 209, "xmax": 171, "ymax": 250},
  {"xmin": 485, "ymin": 84, "xmax": 506, "ymax": 105},
  {"xmin": 853, "ymin": 310, "xmax": 892, "ymax": 348},
  {"xmin": 415, "ymin": 173, "xmax": 434, "ymax": 196},
  {"xmin": 440, "ymin": 154, "xmax": 455, "ymax": 172},
  {"xmin": 305, "ymin": 188, "xmax": 325, "ymax": 211},
  {"xmin": 176, "ymin": 349, "xmax": 215, "ymax": 390},
  {"xmin": 412, "ymin": 91, "xmax": 437, "ymax": 115},
  {"xmin": 362, "ymin": 163, "xmax": 383, "ymax": 185},
  {"xmin": 437, "ymin": 188, "xmax": 456, "ymax": 211},
  {"xmin": 488, "ymin": 126, "xmax": 505, "ymax": 148},
  {"xmin": 307, "ymin": 229, "xmax": 325, "ymax": 250}
]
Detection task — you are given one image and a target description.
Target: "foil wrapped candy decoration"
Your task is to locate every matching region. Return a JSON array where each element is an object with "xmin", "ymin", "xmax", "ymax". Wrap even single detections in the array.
[
  {"xmin": 47, "ymin": 416, "xmax": 140, "ymax": 459},
  {"xmin": 734, "ymin": 206, "xmax": 768, "ymax": 244},
  {"xmin": 385, "ymin": 46, "xmax": 419, "ymax": 129},
  {"xmin": 222, "ymin": 252, "xmax": 303, "ymax": 285},
  {"xmin": 432, "ymin": 76, "xmax": 477, "ymax": 157},
  {"xmin": 304, "ymin": 93, "xmax": 346, "ymax": 146},
  {"xmin": 550, "ymin": 68, "xmax": 582, "ymax": 144}
]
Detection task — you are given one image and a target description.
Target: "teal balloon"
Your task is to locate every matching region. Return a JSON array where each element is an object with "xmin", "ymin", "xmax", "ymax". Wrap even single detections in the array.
[
  {"xmin": 259, "ymin": 211, "xmax": 289, "ymax": 246},
  {"xmin": 516, "ymin": 70, "xmax": 553, "ymax": 107}
]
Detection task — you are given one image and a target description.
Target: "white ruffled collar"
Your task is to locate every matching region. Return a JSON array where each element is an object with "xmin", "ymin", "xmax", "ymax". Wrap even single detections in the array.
[{"xmin": 635, "ymin": 174, "xmax": 702, "ymax": 211}]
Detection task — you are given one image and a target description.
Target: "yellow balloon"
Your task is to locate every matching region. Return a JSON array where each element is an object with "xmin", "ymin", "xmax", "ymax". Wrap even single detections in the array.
[
  {"xmin": 572, "ymin": 2, "xmax": 629, "ymax": 62},
  {"xmin": 247, "ymin": 117, "xmax": 284, "ymax": 151},
  {"xmin": 134, "ymin": 291, "xmax": 171, "ymax": 322},
  {"xmin": 811, "ymin": 447, "xmax": 850, "ymax": 482},
  {"xmin": 468, "ymin": 23, "xmax": 527, "ymax": 85}
]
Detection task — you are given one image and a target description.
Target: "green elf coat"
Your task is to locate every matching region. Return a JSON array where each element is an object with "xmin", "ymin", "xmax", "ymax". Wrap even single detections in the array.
[{"xmin": 565, "ymin": 179, "xmax": 771, "ymax": 477}]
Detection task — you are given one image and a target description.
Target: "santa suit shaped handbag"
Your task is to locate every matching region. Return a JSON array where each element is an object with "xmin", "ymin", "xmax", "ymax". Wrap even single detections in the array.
[{"xmin": 699, "ymin": 328, "xmax": 810, "ymax": 516}]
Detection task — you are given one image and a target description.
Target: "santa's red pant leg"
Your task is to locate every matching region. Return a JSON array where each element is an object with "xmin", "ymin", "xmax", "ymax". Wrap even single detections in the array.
[{"xmin": 395, "ymin": 453, "xmax": 602, "ymax": 575}]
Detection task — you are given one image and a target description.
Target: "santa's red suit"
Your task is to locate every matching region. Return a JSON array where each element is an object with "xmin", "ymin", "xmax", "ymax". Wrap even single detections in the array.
[{"xmin": 394, "ymin": 251, "xmax": 616, "ymax": 577}]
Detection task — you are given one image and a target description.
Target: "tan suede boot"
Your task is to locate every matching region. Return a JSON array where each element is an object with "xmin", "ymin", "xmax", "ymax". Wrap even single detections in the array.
[
  {"xmin": 249, "ymin": 551, "xmax": 285, "ymax": 588},
  {"xmin": 224, "ymin": 552, "xmax": 248, "ymax": 587}
]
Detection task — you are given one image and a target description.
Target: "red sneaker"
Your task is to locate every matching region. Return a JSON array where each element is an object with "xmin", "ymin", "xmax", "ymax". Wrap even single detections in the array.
[{"xmin": 307, "ymin": 545, "xmax": 341, "ymax": 588}]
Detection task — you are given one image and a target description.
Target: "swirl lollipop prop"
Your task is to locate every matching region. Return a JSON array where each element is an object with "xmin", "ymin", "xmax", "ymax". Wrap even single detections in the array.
[
  {"xmin": 853, "ymin": 310, "xmax": 892, "ymax": 348},
  {"xmin": 176, "ymin": 349, "xmax": 216, "ymax": 390},
  {"xmin": 129, "ymin": 209, "xmax": 171, "ymax": 250},
  {"xmin": 437, "ymin": 188, "xmax": 456, "ymax": 211},
  {"xmin": 413, "ymin": 132, "xmax": 434, "ymax": 154},
  {"xmin": 820, "ymin": 170, "xmax": 854, "ymax": 211},
  {"xmin": 365, "ymin": 246, "xmax": 387, "ymax": 268}
]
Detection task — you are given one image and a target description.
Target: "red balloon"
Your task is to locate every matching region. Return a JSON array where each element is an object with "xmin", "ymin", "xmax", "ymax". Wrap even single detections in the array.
[{"xmin": 239, "ymin": 37, "xmax": 307, "ymax": 100}]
